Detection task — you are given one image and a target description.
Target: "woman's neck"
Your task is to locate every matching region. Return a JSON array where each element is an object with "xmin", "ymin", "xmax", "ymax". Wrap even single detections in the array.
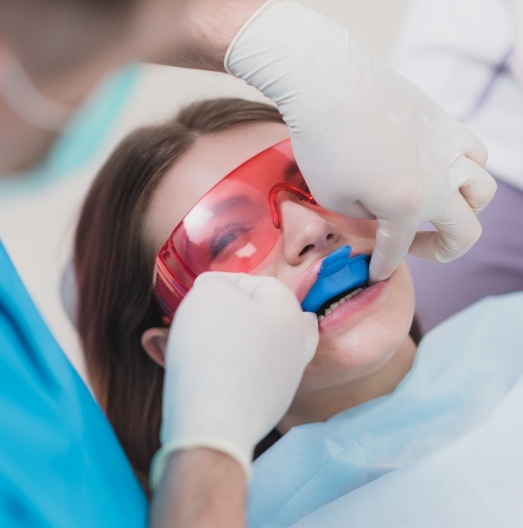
[{"xmin": 278, "ymin": 337, "xmax": 417, "ymax": 434}]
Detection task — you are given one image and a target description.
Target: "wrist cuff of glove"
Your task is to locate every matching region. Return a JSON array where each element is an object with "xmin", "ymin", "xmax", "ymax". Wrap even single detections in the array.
[
  {"xmin": 150, "ymin": 438, "xmax": 253, "ymax": 491},
  {"xmin": 224, "ymin": 0, "xmax": 352, "ymax": 112},
  {"xmin": 224, "ymin": 0, "xmax": 280, "ymax": 74}
]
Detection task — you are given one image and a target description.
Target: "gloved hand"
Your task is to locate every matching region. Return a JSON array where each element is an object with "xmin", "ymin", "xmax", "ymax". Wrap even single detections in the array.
[
  {"xmin": 226, "ymin": 0, "xmax": 496, "ymax": 282},
  {"xmin": 150, "ymin": 272, "xmax": 318, "ymax": 488}
]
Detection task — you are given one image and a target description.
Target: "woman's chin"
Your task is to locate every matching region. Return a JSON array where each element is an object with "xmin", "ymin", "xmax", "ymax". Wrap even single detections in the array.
[{"xmin": 303, "ymin": 325, "xmax": 414, "ymax": 396}]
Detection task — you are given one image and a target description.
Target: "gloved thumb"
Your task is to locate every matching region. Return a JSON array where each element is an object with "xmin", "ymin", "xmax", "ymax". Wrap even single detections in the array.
[{"xmin": 301, "ymin": 311, "xmax": 320, "ymax": 362}]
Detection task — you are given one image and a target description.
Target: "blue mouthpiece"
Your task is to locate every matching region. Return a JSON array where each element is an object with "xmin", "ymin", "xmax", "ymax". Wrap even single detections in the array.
[{"xmin": 301, "ymin": 245, "xmax": 369, "ymax": 313}]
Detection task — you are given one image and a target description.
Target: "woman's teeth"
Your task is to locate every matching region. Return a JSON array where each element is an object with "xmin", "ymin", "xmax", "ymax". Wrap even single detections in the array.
[{"xmin": 317, "ymin": 287, "xmax": 366, "ymax": 322}]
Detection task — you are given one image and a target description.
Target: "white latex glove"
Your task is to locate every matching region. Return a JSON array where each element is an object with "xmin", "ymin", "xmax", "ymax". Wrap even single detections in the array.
[
  {"xmin": 225, "ymin": 0, "xmax": 496, "ymax": 282},
  {"xmin": 150, "ymin": 272, "xmax": 318, "ymax": 488}
]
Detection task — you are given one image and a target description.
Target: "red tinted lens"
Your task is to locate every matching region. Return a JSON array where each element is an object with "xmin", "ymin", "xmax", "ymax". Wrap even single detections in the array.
[
  {"xmin": 171, "ymin": 179, "xmax": 276, "ymax": 275},
  {"xmin": 154, "ymin": 138, "xmax": 310, "ymax": 318}
]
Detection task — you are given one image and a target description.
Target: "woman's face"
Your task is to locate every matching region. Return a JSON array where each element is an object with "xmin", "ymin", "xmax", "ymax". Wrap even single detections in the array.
[{"xmin": 146, "ymin": 121, "xmax": 415, "ymax": 395}]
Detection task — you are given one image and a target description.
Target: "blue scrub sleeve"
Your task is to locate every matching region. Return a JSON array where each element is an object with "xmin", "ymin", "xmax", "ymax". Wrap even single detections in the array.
[{"xmin": 0, "ymin": 241, "xmax": 147, "ymax": 527}]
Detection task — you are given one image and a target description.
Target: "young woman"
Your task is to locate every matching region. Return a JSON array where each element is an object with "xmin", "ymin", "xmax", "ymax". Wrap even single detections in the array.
[
  {"xmin": 74, "ymin": 97, "xmax": 420, "ymax": 489},
  {"xmin": 74, "ymin": 98, "xmax": 523, "ymax": 525}
]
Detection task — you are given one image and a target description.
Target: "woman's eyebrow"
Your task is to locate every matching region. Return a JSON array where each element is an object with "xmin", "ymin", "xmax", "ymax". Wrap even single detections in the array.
[{"xmin": 210, "ymin": 194, "xmax": 253, "ymax": 215}]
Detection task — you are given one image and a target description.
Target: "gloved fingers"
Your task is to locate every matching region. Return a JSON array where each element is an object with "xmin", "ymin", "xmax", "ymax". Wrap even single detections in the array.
[
  {"xmin": 451, "ymin": 155, "xmax": 497, "ymax": 214},
  {"xmin": 192, "ymin": 270, "xmax": 242, "ymax": 288},
  {"xmin": 309, "ymin": 189, "xmax": 375, "ymax": 220},
  {"xmin": 194, "ymin": 271, "xmax": 268, "ymax": 298},
  {"xmin": 192, "ymin": 271, "xmax": 318, "ymax": 354},
  {"xmin": 369, "ymin": 218, "xmax": 416, "ymax": 283},
  {"xmin": 191, "ymin": 271, "xmax": 277, "ymax": 303},
  {"xmin": 409, "ymin": 197, "xmax": 482, "ymax": 263},
  {"xmin": 195, "ymin": 271, "xmax": 293, "ymax": 301},
  {"xmin": 460, "ymin": 131, "xmax": 488, "ymax": 167},
  {"xmin": 236, "ymin": 273, "xmax": 291, "ymax": 300},
  {"xmin": 233, "ymin": 274, "xmax": 319, "ymax": 356},
  {"xmin": 295, "ymin": 311, "xmax": 320, "ymax": 362}
]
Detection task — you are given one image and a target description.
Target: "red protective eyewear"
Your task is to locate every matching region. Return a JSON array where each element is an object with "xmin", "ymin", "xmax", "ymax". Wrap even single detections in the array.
[{"xmin": 153, "ymin": 138, "xmax": 317, "ymax": 320}]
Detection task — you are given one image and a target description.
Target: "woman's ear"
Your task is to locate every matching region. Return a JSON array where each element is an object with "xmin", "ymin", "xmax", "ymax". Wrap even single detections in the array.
[{"xmin": 141, "ymin": 327, "xmax": 170, "ymax": 368}]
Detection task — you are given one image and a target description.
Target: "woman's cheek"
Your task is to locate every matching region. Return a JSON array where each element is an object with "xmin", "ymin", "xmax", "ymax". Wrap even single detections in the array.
[{"xmin": 297, "ymin": 265, "xmax": 415, "ymax": 391}]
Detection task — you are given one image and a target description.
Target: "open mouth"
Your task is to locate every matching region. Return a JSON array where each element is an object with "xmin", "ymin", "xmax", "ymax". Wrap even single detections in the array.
[
  {"xmin": 301, "ymin": 245, "xmax": 370, "ymax": 321},
  {"xmin": 315, "ymin": 286, "xmax": 367, "ymax": 321}
]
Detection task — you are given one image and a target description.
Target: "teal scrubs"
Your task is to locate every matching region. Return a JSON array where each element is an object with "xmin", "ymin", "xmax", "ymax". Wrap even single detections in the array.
[
  {"xmin": 0, "ymin": 241, "xmax": 147, "ymax": 526},
  {"xmin": 0, "ymin": 65, "xmax": 140, "ymax": 199}
]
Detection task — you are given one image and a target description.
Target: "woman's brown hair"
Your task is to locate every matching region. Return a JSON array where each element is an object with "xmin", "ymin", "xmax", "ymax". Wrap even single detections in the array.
[
  {"xmin": 74, "ymin": 98, "xmax": 285, "ymax": 492},
  {"xmin": 74, "ymin": 96, "xmax": 423, "ymax": 494}
]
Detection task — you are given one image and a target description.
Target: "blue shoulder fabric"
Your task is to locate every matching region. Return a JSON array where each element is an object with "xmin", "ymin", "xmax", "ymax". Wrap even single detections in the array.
[{"xmin": 0, "ymin": 241, "xmax": 147, "ymax": 527}]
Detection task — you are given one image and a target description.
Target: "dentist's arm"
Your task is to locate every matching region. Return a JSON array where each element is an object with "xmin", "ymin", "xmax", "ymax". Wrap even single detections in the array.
[
  {"xmin": 150, "ymin": 449, "xmax": 246, "ymax": 528},
  {"xmin": 158, "ymin": 0, "xmax": 265, "ymax": 71},
  {"xmin": 149, "ymin": 273, "xmax": 318, "ymax": 527},
  {"xmin": 166, "ymin": 0, "xmax": 496, "ymax": 282}
]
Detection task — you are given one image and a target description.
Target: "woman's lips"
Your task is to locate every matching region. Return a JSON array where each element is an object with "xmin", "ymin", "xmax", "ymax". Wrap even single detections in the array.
[
  {"xmin": 295, "ymin": 258, "xmax": 325, "ymax": 304},
  {"xmin": 317, "ymin": 280, "xmax": 387, "ymax": 333}
]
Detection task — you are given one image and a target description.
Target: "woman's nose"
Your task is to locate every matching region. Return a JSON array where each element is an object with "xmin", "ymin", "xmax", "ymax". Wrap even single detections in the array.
[{"xmin": 278, "ymin": 198, "xmax": 339, "ymax": 265}]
